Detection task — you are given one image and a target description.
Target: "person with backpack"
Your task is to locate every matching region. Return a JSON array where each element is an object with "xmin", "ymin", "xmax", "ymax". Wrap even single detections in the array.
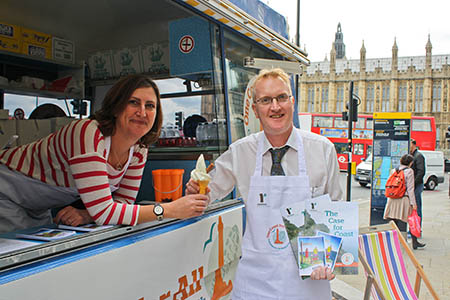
[{"xmin": 383, "ymin": 154, "xmax": 425, "ymax": 249}]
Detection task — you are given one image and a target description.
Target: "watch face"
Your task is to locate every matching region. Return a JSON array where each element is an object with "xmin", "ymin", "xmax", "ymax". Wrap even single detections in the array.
[{"xmin": 154, "ymin": 205, "xmax": 163, "ymax": 215}]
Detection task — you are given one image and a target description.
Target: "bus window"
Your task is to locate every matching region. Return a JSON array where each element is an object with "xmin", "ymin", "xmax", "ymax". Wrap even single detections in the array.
[
  {"xmin": 367, "ymin": 145, "xmax": 373, "ymax": 158},
  {"xmin": 355, "ymin": 117, "xmax": 365, "ymax": 129},
  {"xmin": 353, "ymin": 143, "xmax": 364, "ymax": 155},
  {"xmin": 334, "ymin": 142, "xmax": 347, "ymax": 154},
  {"xmin": 366, "ymin": 118, "xmax": 373, "ymax": 130},
  {"xmin": 313, "ymin": 116, "xmax": 333, "ymax": 127},
  {"xmin": 412, "ymin": 119, "xmax": 431, "ymax": 131},
  {"xmin": 334, "ymin": 117, "xmax": 347, "ymax": 128}
]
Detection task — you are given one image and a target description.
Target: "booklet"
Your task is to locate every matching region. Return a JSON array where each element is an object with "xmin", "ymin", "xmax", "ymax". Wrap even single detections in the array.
[
  {"xmin": 16, "ymin": 228, "xmax": 76, "ymax": 242},
  {"xmin": 317, "ymin": 231, "xmax": 343, "ymax": 272},
  {"xmin": 281, "ymin": 194, "xmax": 359, "ymax": 275},
  {"xmin": 0, "ymin": 238, "xmax": 39, "ymax": 255},
  {"xmin": 58, "ymin": 223, "xmax": 114, "ymax": 232},
  {"xmin": 297, "ymin": 236, "xmax": 326, "ymax": 277},
  {"xmin": 301, "ymin": 195, "xmax": 359, "ymax": 275},
  {"xmin": 280, "ymin": 201, "xmax": 306, "ymax": 264}
]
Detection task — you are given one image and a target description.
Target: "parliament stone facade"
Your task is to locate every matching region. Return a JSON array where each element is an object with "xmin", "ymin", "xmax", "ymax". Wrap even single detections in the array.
[{"xmin": 299, "ymin": 25, "xmax": 450, "ymax": 151}]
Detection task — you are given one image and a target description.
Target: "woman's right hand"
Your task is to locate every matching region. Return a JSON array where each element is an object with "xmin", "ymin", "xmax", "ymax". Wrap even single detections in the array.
[
  {"xmin": 412, "ymin": 204, "xmax": 417, "ymax": 211},
  {"xmin": 54, "ymin": 206, "xmax": 93, "ymax": 226},
  {"xmin": 164, "ymin": 194, "xmax": 209, "ymax": 219}
]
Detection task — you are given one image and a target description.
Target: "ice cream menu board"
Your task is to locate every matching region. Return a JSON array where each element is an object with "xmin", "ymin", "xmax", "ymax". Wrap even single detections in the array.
[{"xmin": 370, "ymin": 113, "xmax": 411, "ymax": 224}]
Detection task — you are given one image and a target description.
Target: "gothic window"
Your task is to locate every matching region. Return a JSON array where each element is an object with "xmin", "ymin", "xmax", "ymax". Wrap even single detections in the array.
[
  {"xmin": 398, "ymin": 85, "xmax": 407, "ymax": 112},
  {"xmin": 336, "ymin": 87, "xmax": 344, "ymax": 112},
  {"xmin": 382, "ymin": 85, "xmax": 390, "ymax": 112},
  {"xmin": 321, "ymin": 87, "xmax": 328, "ymax": 112},
  {"xmin": 308, "ymin": 87, "xmax": 315, "ymax": 112},
  {"xmin": 436, "ymin": 127, "xmax": 440, "ymax": 149},
  {"xmin": 415, "ymin": 84, "xmax": 423, "ymax": 112},
  {"xmin": 432, "ymin": 83, "xmax": 441, "ymax": 112},
  {"xmin": 365, "ymin": 85, "xmax": 374, "ymax": 112}
]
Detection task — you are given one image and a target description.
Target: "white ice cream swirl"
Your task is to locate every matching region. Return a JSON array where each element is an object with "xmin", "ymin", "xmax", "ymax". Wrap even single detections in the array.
[{"xmin": 191, "ymin": 154, "xmax": 212, "ymax": 181}]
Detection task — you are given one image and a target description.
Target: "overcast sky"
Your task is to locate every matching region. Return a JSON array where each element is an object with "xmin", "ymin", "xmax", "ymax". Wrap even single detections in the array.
[{"xmin": 264, "ymin": 0, "xmax": 450, "ymax": 62}]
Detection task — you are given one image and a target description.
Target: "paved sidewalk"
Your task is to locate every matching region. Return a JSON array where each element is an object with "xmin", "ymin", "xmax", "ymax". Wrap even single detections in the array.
[{"xmin": 331, "ymin": 176, "xmax": 450, "ymax": 299}]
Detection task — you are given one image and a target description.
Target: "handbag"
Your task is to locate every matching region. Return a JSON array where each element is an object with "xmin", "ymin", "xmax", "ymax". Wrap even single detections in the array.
[{"xmin": 408, "ymin": 209, "xmax": 421, "ymax": 238}]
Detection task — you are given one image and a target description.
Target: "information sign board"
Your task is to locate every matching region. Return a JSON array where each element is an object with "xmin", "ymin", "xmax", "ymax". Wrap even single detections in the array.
[{"xmin": 370, "ymin": 112, "xmax": 411, "ymax": 225}]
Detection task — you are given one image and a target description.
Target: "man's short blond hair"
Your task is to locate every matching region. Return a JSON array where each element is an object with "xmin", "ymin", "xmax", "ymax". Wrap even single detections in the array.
[{"xmin": 251, "ymin": 68, "xmax": 292, "ymax": 101}]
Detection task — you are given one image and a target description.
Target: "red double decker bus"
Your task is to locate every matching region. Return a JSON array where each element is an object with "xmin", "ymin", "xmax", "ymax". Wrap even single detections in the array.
[{"xmin": 299, "ymin": 113, "xmax": 436, "ymax": 170}]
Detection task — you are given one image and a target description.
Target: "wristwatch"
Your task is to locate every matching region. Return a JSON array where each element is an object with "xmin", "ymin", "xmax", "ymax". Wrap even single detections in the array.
[{"xmin": 153, "ymin": 203, "xmax": 164, "ymax": 221}]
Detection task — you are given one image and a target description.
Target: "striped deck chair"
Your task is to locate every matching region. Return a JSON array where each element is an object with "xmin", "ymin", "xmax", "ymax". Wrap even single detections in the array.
[{"xmin": 358, "ymin": 221, "xmax": 440, "ymax": 300}]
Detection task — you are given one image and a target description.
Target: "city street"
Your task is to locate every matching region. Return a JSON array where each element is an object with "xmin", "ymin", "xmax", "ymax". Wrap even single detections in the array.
[
  {"xmin": 338, "ymin": 171, "xmax": 371, "ymax": 202},
  {"xmin": 333, "ymin": 172, "xmax": 450, "ymax": 299}
]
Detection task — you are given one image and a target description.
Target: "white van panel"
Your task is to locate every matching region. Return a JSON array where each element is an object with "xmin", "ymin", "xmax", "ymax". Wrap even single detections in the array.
[
  {"xmin": 354, "ymin": 151, "xmax": 445, "ymax": 190},
  {"xmin": 421, "ymin": 150, "xmax": 445, "ymax": 190}
]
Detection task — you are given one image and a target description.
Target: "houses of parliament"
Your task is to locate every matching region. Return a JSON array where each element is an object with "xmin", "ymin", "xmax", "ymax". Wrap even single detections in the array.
[{"xmin": 299, "ymin": 23, "xmax": 450, "ymax": 151}]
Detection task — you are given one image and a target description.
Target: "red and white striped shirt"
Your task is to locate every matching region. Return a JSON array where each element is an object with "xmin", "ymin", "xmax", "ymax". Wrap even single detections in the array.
[{"xmin": 0, "ymin": 119, "xmax": 147, "ymax": 226}]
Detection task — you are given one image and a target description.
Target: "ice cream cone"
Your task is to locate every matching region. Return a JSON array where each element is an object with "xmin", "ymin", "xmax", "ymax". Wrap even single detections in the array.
[{"xmin": 198, "ymin": 180, "xmax": 210, "ymax": 194}]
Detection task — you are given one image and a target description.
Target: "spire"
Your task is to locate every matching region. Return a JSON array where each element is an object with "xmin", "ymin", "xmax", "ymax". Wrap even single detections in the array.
[
  {"xmin": 360, "ymin": 40, "xmax": 366, "ymax": 72},
  {"xmin": 426, "ymin": 34, "xmax": 432, "ymax": 53},
  {"xmin": 392, "ymin": 37, "xmax": 398, "ymax": 71},
  {"xmin": 360, "ymin": 40, "xmax": 366, "ymax": 61},
  {"xmin": 392, "ymin": 37, "xmax": 398, "ymax": 51},
  {"xmin": 334, "ymin": 23, "xmax": 346, "ymax": 59},
  {"xmin": 426, "ymin": 34, "xmax": 432, "ymax": 70},
  {"xmin": 330, "ymin": 42, "xmax": 336, "ymax": 73}
]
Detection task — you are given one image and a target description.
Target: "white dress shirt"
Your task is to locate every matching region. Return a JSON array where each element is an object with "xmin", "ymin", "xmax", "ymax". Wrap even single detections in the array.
[{"xmin": 209, "ymin": 128, "xmax": 344, "ymax": 203}]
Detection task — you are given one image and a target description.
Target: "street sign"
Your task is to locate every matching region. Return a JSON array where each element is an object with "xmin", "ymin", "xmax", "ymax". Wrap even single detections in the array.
[
  {"xmin": 179, "ymin": 35, "xmax": 194, "ymax": 54},
  {"xmin": 14, "ymin": 108, "xmax": 25, "ymax": 120}
]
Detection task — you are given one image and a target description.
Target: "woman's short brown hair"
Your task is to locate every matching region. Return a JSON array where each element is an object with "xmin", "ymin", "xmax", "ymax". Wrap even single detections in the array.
[
  {"xmin": 400, "ymin": 154, "xmax": 414, "ymax": 166},
  {"xmin": 92, "ymin": 74, "xmax": 163, "ymax": 147}
]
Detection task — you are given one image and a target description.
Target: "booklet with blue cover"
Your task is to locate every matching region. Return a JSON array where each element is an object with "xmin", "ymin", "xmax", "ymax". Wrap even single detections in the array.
[
  {"xmin": 317, "ymin": 231, "xmax": 343, "ymax": 272},
  {"xmin": 297, "ymin": 236, "xmax": 326, "ymax": 277},
  {"xmin": 16, "ymin": 228, "xmax": 76, "ymax": 241}
]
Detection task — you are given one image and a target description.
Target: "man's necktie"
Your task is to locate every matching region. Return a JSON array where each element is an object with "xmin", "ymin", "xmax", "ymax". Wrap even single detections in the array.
[{"xmin": 269, "ymin": 145, "xmax": 290, "ymax": 176}]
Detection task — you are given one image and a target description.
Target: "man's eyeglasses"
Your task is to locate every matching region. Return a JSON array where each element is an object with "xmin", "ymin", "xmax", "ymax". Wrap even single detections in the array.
[{"xmin": 255, "ymin": 93, "xmax": 291, "ymax": 105}]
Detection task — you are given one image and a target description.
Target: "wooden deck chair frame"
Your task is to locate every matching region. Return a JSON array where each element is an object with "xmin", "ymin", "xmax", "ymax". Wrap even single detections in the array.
[{"xmin": 358, "ymin": 221, "xmax": 440, "ymax": 300}]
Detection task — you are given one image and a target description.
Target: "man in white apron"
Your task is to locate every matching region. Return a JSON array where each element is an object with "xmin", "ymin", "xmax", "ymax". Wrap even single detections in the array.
[{"xmin": 186, "ymin": 68, "xmax": 343, "ymax": 299}]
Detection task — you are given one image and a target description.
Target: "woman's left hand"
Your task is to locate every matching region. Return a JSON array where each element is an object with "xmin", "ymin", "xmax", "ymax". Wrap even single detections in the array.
[
  {"xmin": 54, "ymin": 206, "xmax": 93, "ymax": 227},
  {"xmin": 310, "ymin": 266, "xmax": 335, "ymax": 281}
]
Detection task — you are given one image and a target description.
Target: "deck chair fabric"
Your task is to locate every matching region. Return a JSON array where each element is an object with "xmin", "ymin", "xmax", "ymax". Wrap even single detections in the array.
[
  {"xmin": 359, "ymin": 229, "xmax": 417, "ymax": 300},
  {"xmin": 358, "ymin": 222, "xmax": 440, "ymax": 300}
]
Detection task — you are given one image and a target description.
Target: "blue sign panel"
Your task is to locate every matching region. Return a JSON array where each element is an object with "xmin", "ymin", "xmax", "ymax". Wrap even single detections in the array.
[
  {"xmin": 370, "ymin": 114, "xmax": 410, "ymax": 225},
  {"xmin": 169, "ymin": 16, "xmax": 212, "ymax": 77}
]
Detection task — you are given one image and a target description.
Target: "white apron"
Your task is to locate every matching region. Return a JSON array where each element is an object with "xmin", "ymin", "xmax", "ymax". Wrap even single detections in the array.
[{"xmin": 232, "ymin": 131, "xmax": 331, "ymax": 300}]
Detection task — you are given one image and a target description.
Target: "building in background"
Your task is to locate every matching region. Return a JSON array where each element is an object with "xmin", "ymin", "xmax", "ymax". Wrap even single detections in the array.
[
  {"xmin": 334, "ymin": 23, "xmax": 346, "ymax": 59},
  {"xmin": 299, "ymin": 25, "xmax": 450, "ymax": 152}
]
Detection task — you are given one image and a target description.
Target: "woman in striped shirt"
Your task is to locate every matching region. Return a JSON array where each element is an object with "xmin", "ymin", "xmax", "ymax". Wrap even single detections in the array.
[{"xmin": 0, "ymin": 74, "xmax": 209, "ymax": 233}]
